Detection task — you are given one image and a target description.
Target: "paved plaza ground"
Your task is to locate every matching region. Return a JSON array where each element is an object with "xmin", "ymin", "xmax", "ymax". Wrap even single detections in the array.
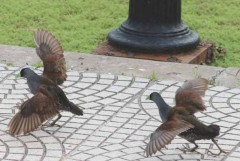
[{"xmin": 0, "ymin": 45, "xmax": 240, "ymax": 161}]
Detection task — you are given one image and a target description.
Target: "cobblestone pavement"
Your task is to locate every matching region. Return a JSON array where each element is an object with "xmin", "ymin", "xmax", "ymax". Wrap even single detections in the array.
[{"xmin": 0, "ymin": 63, "xmax": 240, "ymax": 161}]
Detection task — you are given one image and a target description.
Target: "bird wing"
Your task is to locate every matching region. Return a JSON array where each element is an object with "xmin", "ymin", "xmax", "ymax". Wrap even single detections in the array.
[
  {"xmin": 175, "ymin": 78, "xmax": 208, "ymax": 113},
  {"xmin": 176, "ymin": 78, "xmax": 208, "ymax": 96},
  {"xmin": 145, "ymin": 119, "xmax": 194, "ymax": 157},
  {"xmin": 8, "ymin": 87, "xmax": 58, "ymax": 135},
  {"xmin": 33, "ymin": 29, "xmax": 67, "ymax": 85}
]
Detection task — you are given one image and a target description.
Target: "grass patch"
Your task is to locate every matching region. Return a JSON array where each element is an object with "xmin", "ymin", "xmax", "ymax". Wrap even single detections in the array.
[
  {"xmin": 148, "ymin": 72, "xmax": 158, "ymax": 81},
  {"xmin": 182, "ymin": 0, "xmax": 240, "ymax": 67},
  {"xmin": 6, "ymin": 61, "xmax": 14, "ymax": 66},
  {"xmin": 0, "ymin": 0, "xmax": 239, "ymax": 67}
]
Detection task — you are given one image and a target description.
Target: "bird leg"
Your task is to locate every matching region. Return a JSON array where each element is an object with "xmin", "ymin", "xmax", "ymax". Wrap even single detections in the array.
[
  {"xmin": 12, "ymin": 102, "xmax": 22, "ymax": 109},
  {"xmin": 42, "ymin": 113, "xmax": 62, "ymax": 127},
  {"xmin": 50, "ymin": 113, "xmax": 62, "ymax": 127},
  {"xmin": 177, "ymin": 142, "xmax": 200, "ymax": 154},
  {"xmin": 207, "ymin": 139, "xmax": 227, "ymax": 156}
]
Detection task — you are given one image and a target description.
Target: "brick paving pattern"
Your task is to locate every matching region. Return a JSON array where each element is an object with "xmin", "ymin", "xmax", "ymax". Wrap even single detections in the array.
[{"xmin": 0, "ymin": 63, "xmax": 240, "ymax": 161}]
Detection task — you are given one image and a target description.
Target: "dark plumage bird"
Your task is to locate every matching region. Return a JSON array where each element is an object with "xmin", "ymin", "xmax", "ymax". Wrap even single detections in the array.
[
  {"xmin": 145, "ymin": 78, "xmax": 226, "ymax": 157},
  {"xmin": 8, "ymin": 29, "xmax": 83, "ymax": 135}
]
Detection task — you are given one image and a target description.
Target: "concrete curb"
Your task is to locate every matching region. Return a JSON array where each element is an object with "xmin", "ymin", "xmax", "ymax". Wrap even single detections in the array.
[{"xmin": 0, "ymin": 45, "xmax": 239, "ymax": 88}]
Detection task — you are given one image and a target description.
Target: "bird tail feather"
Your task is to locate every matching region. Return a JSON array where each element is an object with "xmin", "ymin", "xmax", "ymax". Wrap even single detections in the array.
[{"xmin": 69, "ymin": 102, "xmax": 83, "ymax": 115}]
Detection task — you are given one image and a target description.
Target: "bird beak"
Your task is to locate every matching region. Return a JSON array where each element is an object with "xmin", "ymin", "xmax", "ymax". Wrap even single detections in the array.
[
  {"xmin": 146, "ymin": 96, "xmax": 150, "ymax": 100},
  {"xmin": 15, "ymin": 73, "xmax": 21, "ymax": 79}
]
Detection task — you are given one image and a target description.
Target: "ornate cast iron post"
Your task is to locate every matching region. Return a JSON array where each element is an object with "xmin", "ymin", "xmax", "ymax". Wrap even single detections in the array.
[{"xmin": 108, "ymin": 0, "xmax": 200, "ymax": 53}]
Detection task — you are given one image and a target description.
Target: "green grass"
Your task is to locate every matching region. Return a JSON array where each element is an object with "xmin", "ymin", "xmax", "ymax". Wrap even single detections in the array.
[
  {"xmin": 0, "ymin": 0, "xmax": 128, "ymax": 53},
  {"xmin": 182, "ymin": 0, "xmax": 240, "ymax": 67},
  {"xmin": 148, "ymin": 72, "xmax": 158, "ymax": 81},
  {"xmin": 0, "ymin": 0, "xmax": 239, "ymax": 67}
]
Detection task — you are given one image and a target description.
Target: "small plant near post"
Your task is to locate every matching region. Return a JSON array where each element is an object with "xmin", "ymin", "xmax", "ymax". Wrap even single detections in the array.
[{"xmin": 148, "ymin": 72, "xmax": 158, "ymax": 81}]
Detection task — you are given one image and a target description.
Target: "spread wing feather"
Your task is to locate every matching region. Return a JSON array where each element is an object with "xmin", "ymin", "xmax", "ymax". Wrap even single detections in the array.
[
  {"xmin": 33, "ymin": 29, "xmax": 67, "ymax": 85},
  {"xmin": 145, "ymin": 120, "xmax": 194, "ymax": 157},
  {"xmin": 8, "ymin": 90, "xmax": 58, "ymax": 135},
  {"xmin": 175, "ymin": 78, "xmax": 208, "ymax": 113}
]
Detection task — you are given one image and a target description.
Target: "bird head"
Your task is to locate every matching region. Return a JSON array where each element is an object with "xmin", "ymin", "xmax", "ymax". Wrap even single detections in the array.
[
  {"xmin": 149, "ymin": 92, "xmax": 160, "ymax": 101},
  {"xmin": 20, "ymin": 68, "xmax": 34, "ymax": 78},
  {"xmin": 208, "ymin": 124, "xmax": 220, "ymax": 135},
  {"xmin": 148, "ymin": 92, "xmax": 171, "ymax": 123}
]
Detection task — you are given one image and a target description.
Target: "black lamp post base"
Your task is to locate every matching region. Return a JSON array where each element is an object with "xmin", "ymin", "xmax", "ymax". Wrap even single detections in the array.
[
  {"xmin": 107, "ymin": 0, "xmax": 200, "ymax": 53},
  {"xmin": 108, "ymin": 23, "xmax": 200, "ymax": 53}
]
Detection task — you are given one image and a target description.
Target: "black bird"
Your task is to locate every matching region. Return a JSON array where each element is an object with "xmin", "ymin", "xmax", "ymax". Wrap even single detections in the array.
[
  {"xmin": 8, "ymin": 29, "xmax": 83, "ymax": 135},
  {"xmin": 145, "ymin": 78, "xmax": 226, "ymax": 157}
]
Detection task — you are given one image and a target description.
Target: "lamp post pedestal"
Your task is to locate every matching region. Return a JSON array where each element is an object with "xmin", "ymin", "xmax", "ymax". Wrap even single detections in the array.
[
  {"xmin": 108, "ymin": 0, "xmax": 200, "ymax": 53},
  {"xmin": 94, "ymin": 0, "xmax": 214, "ymax": 64}
]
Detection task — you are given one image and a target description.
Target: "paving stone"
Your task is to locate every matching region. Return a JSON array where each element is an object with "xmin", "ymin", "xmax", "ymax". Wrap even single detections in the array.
[
  {"xmin": 0, "ymin": 84, "xmax": 13, "ymax": 89},
  {"xmin": 0, "ymin": 89, "xmax": 9, "ymax": 94},
  {"xmin": 66, "ymin": 76, "xmax": 79, "ymax": 81},
  {"xmin": 71, "ymin": 153, "xmax": 92, "ymax": 160},
  {"xmin": 62, "ymin": 81, "xmax": 75, "ymax": 86},
  {"xmin": 74, "ymin": 82, "xmax": 92, "ymax": 89},
  {"xmin": 112, "ymin": 93, "xmax": 132, "ymax": 100},
  {"xmin": 90, "ymin": 84, "xmax": 109, "ymax": 91},
  {"xmin": 86, "ymin": 147, "xmax": 108, "ymax": 155},
  {"xmin": 159, "ymin": 154, "xmax": 182, "ymax": 160},
  {"xmin": 95, "ymin": 91, "xmax": 115, "ymax": 98},
  {"xmin": 103, "ymin": 144, "xmax": 125, "ymax": 151},
  {"xmin": 100, "ymin": 74, "xmax": 115, "ymax": 79},
  {"xmin": 66, "ymin": 71, "xmax": 80, "ymax": 76},
  {"xmin": 109, "ymin": 158, "xmax": 127, "ymax": 161},
  {"xmin": 24, "ymin": 155, "xmax": 42, "ymax": 161},
  {"xmin": 107, "ymin": 85, "xmax": 125, "ymax": 93},
  {"xmin": 80, "ymin": 95, "xmax": 101, "ymax": 102},
  {"xmin": 216, "ymin": 92, "xmax": 235, "ymax": 98},
  {"xmin": 123, "ymin": 87, "xmax": 142, "ymax": 95},
  {"xmin": 104, "ymin": 151, "xmax": 126, "ymax": 158},
  {"xmin": 11, "ymin": 89, "xmax": 29, "ymax": 94},
  {"xmin": 63, "ymin": 87, "xmax": 80, "ymax": 93},
  {"xmin": 225, "ymin": 157, "xmax": 240, "ymax": 161},
  {"xmin": 114, "ymin": 81, "xmax": 131, "ymax": 87},
  {"xmin": 82, "ymin": 140, "xmax": 101, "ymax": 147},
  {"xmin": 135, "ymin": 77, "xmax": 150, "ymax": 83},
  {"xmin": 98, "ymin": 79, "xmax": 114, "ymax": 85},
  {"xmin": 97, "ymin": 98, "xmax": 118, "ymax": 105},
  {"xmin": 2, "ymin": 99, "xmax": 20, "ymax": 104},
  {"xmin": 82, "ymin": 72, "xmax": 98, "ymax": 77},
  {"xmin": 205, "ymin": 90, "xmax": 218, "ymax": 96},
  {"xmin": 88, "ymin": 136, "xmax": 106, "ymax": 142},
  {"xmin": 131, "ymin": 82, "xmax": 148, "ymax": 88},
  {"xmin": 117, "ymin": 75, "xmax": 132, "ymax": 81},
  {"xmin": 121, "ymin": 153, "xmax": 143, "ymax": 160},
  {"xmin": 88, "ymin": 155, "xmax": 110, "ymax": 161},
  {"xmin": 94, "ymin": 131, "xmax": 112, "ymax": 138},
  {"xmin": 209, "ymin": 86, "xmax": 229, "ymax": 91},
  {"xmin": 93, "ymin": 115, "xmax": 111, "ymax": 121}
]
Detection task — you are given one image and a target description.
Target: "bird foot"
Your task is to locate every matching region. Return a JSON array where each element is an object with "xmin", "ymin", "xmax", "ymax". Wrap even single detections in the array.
[
  {"xmin": 177, "ymin": 144, "xmax": 200, "ymax": 154},
  {"xmin": 11, "ymin": 102, "xmax": 22, "ymax": 114},
  {"xmin": 208, "ymin": 139, "xmax": 227, "ymax": 156},
  {"xmin": 42, "ymin": 122, "xmax": 61, "ymax": 128},
  {"xmin": 12, "ymin": 102, "xmax": 21, "ymax": 109},
  {"xmin": 207, "ymin": 149, "xmax": 227, "ymax": 156}
]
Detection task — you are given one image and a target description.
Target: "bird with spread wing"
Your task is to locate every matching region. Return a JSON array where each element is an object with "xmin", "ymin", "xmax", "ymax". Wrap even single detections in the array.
[
  {"xmin": 145, "ymin": 78, "xmax": 226, "ymax": 157},
  {"xmin": 8, "ymin": 29, "xmax": 83, "ymax": 135}
]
